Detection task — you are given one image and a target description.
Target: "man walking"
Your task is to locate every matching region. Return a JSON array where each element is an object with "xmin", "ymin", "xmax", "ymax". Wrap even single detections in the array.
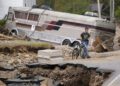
[{"xmin": 81, "ymin": 27, "xmax": 91, "ymax": 59}]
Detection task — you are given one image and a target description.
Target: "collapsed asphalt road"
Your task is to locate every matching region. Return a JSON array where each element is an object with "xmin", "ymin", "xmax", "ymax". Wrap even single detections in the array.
[
  {"xmin": 62, "ymin": 55, "xmax": 120, "ymax": 86},
  {"xmin": 0, "ymin": 63, "xmax": 111, "ymax": 86},
  {"xmin": 0, "ymin": 48, "xmax": 120, "ymax": 86}
]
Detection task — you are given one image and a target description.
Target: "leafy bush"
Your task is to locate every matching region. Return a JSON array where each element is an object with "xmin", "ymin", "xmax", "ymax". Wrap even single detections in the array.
[
  {"xmin": 115, "ymin": 6, "xmax": 120, "ymax": 20},
  {"xmin": 0, "ymin": 19, "xmax": 6, "ymax": 27}
]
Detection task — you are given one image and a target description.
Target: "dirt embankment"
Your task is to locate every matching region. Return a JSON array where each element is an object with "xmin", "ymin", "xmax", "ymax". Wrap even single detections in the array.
[
  {"xmin": 0, "ymin": 33, "xmax": 54, "ymax": 86},
  {"xmin": 0, "ymin": 37, "xmax": 54, "ymax": 67}
]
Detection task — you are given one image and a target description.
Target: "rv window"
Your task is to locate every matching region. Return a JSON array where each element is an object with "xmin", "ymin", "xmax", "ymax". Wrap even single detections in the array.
[
  {"xmin": 15, "ymin": 11, "xmax": 27, "ymax": 19},
  {"xmin": 28, "ymin": 13, "xmax": 39, "ymax": 21}
]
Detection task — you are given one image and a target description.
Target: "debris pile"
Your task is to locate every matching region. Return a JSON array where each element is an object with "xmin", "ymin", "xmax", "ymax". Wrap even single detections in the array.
[
  {"xmin": 92, "ymin": 30, "xmax": 115, "ymax": 52},
  {"xmin": 0, "ymin": 34, "xmax": 16, "ymax": 40},
  {"xmin": 0, "ymin": 36, "xmax": 54, "ymax": 67},
  {"xmin": 55, "ymin": 45, "xmax": 74, "ymax": 59}
]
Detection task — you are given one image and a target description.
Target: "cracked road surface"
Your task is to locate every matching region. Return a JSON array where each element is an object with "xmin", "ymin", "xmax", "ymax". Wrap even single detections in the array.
[{"xmin": 46, "ymin": 51, "xmax": 120, "ymax": 86}]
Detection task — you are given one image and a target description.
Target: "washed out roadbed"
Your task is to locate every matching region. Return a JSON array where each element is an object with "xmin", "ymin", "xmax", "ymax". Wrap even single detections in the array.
[
  {"xmin": 0, "ymin": 33, "xmax": 112, "ymax": 86},
  {"xmin": 0, "ymin": 33, "xmax": 54, "ymax": 86},
  {"xmin": 0, "ymin": 63, "xmax": 112, "ymax": 86}
]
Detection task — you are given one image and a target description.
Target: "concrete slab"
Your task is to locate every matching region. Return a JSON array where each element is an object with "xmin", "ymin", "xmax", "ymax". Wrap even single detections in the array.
[
  {"xmin": 38, "ymin": 49, "xmax": 63, "ymax": 57},
  {"xmin": 37, "ymin": 49, "xmax": 64, "ymax": 63}
]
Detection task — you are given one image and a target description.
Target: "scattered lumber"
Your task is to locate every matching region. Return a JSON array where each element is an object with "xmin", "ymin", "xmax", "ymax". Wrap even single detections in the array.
[
  {"xmin": 92, "ymin": 36, "xmax": 114, "ymax": 52},
  {"xmin": 0, "ymin": 34, "xmax": 15, "ymax": 40}
]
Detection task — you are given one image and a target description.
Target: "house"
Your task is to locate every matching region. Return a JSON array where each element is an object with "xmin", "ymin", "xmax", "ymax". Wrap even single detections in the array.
[{"xmin": 0, "ymin": 0, "xmax": 36, "ymax": 19}]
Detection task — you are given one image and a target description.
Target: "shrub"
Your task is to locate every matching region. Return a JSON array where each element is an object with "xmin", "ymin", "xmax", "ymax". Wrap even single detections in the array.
[
  {"xmin": 0, "ymin": 19, "xmax": 6, "ymax": 27},
  {"xmin": 115, "ymin": 6, "xmax": 120, "ymax": 21}
]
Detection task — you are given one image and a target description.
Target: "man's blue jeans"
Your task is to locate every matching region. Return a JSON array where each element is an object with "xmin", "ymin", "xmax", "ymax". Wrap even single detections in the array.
[{"xmin": 81, "ymin": 40, "xmax": 89, "ymax": 58}]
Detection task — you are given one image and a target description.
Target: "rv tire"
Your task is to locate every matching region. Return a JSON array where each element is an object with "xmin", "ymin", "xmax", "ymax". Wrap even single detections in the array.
[
  {"xmin": 9, "ymin": 30, "xmax": 18, "ymax": 36},
  {"xmin": 72, "ymin": 41, "xmax": 81, "ymax": 48},
  {"xmin": 62, "ymin": 39, "xmax": 71, "ymax": 46}
]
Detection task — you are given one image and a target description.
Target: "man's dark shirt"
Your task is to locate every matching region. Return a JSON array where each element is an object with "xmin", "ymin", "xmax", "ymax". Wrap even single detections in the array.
[{"xmin": 81, "ymin": 32, "xmax": 90, "ymax": 41}]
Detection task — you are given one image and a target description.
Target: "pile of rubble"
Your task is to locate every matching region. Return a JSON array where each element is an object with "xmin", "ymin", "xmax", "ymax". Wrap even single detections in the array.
[{"xmin": 92, "ymin": 30, "xmax": 115, "ymax": 52}]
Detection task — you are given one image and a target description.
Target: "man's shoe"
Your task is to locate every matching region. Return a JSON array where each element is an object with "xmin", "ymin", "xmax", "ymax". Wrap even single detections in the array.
[
  {"xmin": 87, "ymin": 56, "xmax": 91, "ymax": 58},
  {"xmin": 81, "ymin": 56, "xmax": 85, "ymax": 59}
]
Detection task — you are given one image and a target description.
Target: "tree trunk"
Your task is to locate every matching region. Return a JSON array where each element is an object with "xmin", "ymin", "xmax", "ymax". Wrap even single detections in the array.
[{"xmin": 113, "ymin": 22, "xmax": 120, "ymax": 50}]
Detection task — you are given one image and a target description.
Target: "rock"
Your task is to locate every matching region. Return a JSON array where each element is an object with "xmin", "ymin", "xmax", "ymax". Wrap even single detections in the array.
[
  {"xmin": 0, "ymin": 70, "xmax": 18, "ymax": 79},
  {"xmin": 41, "ymin": 78, "xmax": 54, "ymax": 86},
  {"xmin": 0, "ymin": 62, "xmax": 14, "ymax": 71},
  {"xmin": 55, "ymin": 45, "xmax": 73, "ymax": 57},
  {"xmin": 24, "ymin": 54, "xmax": 30, "ymax": 58},
  {"xmin": 8, "ymin": 59, "xmax": 22, "ymax": 66},
  {"xmin": 20, "ymin": 73, "xmax": 27, "ymax": 78}
]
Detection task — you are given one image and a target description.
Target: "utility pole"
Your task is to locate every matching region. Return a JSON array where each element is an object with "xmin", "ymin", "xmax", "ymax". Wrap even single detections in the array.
[
  {"xmin": 51, "ymin": 0, "xmax": 55, "ymax": 10},
  {"xmin": 110, "ymin": 0, "xmax": 115, "ymax": 21},
  {"xmin": 97, "ymin": 0, "xmax": 102, "ymax": 18}
]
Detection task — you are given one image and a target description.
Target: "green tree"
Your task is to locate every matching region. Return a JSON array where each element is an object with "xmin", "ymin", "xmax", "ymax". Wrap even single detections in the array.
[
  {"xmin": 0, "ymin": 20, "xmax": 6, "ymax": 27},
  {"xmin": 115, "ymin": 0, "xmax": 120, "ymax": 20},
  {"xmin": 36, "ymin": 0, "xmax": 44, "ymax": 6},
  {"xmin": 101, "ymin": 0, "xmax": 120, "ymax": 20},
  {"xmin": 37, "ymin": 0, "xmax": 90, "ymax": 14},
  {"xmin": 36, "ymin": 0, "xmax": 120, "ymax": 19}
]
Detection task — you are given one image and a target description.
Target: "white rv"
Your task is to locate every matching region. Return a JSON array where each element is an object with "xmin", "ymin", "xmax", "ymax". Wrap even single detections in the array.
[
  {"xmin": 6, "ymin": 7, "xmax": 115, "ymax": 48},
  {"xmin": 0, "ymin": 0, "xmax": 36, "ymax": 19}
]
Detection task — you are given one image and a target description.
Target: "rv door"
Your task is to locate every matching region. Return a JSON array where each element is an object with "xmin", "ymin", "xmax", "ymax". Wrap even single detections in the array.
[{"xmin": 38, "ymin": 10, "xmax": 49, "ymax": 29}]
